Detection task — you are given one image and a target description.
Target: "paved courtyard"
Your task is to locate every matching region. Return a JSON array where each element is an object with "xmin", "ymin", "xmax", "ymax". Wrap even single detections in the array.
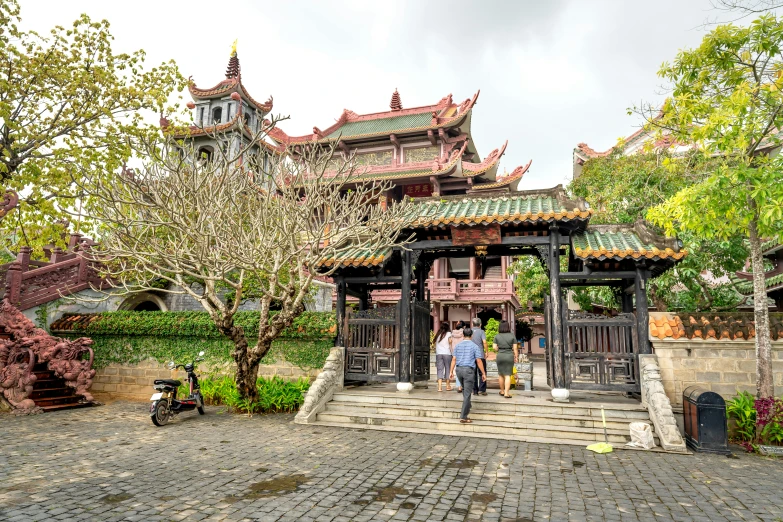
[{"xmin": 1, "ymin": 402, "xmax": 782, "ymax": 522}]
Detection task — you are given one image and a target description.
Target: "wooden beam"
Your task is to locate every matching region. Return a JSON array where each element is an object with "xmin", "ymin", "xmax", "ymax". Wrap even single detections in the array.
[
  {"xmin": 335, "ymin": 277, "xmax": 346, "ymax": 347},
  {"xmin": 559, "ymin": 271, "xmax": 637, "ymax": 280},
  {"xmin": 427, "ymin": 129, "xmax": 437, "ymax": 146},
  {"xmin": 399, "ymin": 250, "xmax": 412, "ymax": 383},
  {"xmin": 635, "ymin": 265, "xmax": 651, "ymax": 355},
  {"xmin": 549, "ymin": 227, "xmax": 565, "ymax": 389},
  {"xmin": 342, "ymin": 275, "xmax": 401, "ymax": 284}
]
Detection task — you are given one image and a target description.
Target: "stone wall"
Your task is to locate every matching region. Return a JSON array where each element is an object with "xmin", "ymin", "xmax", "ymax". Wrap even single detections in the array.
[
  {"xmin": 91, "ymin": 357, "xmax": 320, "ymax": 401},
  {"xmin": 653, "ymin": 340, "xmax": 783, "ymax": 406}
]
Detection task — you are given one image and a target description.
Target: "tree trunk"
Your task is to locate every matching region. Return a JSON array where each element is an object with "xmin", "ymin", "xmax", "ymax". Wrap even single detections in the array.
[
  {"xmin": 748, "ymin": 221, "xmax": 774, "ymax": 398},
  {"xmin": 216, "ymin": 318, "xmax": 259, "ymax": 403},
  {"xmin": 234, "ymin": 349, "xmax": 260, "ymax": 405}
]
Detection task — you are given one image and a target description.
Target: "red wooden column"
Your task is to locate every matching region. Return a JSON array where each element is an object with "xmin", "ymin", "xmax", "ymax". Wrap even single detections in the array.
[
  {"xmin": 6, "ymin": 262, "xmax": 22, "ymax": 306},
  {"xmin": 469, "ymin": 257, "xmax": 477, "ymax": 280},
  {"xmin": 501, "ymin": 255, "xmax": 508, "ymax": 279}
]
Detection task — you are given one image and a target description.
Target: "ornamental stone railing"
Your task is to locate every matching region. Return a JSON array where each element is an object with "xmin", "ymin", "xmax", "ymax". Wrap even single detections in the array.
[
  {"xmin": 294, "ymin": 346, "xmax": 345, "ymax": 424},
  {"xmin": 0, "ymin": 234, "xmax": 106, "ymax": 311},
  {"xmin": 638, "ymin": 353, "xmax": 687, "ymax": 453},
  {"xmin": 0, "ymin": 299, "xmax": 96, "ymax": 414}
]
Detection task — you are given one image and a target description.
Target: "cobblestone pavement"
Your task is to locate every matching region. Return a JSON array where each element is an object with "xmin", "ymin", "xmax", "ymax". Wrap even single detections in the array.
[{"xmin": 1, "ymin": 402, "xmax": 783, "ymax": 522}]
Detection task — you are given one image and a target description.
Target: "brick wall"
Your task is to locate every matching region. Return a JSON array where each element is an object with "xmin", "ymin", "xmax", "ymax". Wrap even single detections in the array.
[
  {"xmin": 91, "ymin": 358, "xmax": 320, "ymax": 400},
  {"xmin": 653, "ymin": 340, "xmax": 783, "ymax": 406}
]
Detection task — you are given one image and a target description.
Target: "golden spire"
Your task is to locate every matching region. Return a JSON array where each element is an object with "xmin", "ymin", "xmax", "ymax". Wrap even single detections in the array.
[{"xmin": 230, "ymin": 39, "xmax": 238, "ymax": 56}]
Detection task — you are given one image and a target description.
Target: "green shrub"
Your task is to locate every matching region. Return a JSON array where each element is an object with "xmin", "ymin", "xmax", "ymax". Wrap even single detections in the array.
[
  {"xmin": 178, "ymin": 375, "xmax": 310, "ymax": 414},
  {"xmin": 57, "ymin": 311, "xmax": 335, "ymax": 370},
  {"xmin": 727, "ymin": 390, "xmax": 757, "ymax": 442},
  {"xmin": 485, "ymin": 318, "xmax": 499, "ymax": 351}
]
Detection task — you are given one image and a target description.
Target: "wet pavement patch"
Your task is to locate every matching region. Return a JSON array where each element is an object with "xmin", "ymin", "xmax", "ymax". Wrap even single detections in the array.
[
  {"xmin": 453, "ymin": 507, "xmax": 468, "ymax": 515},
  {"xmin": 572, "ymin": 460, "xmax": 585, "ymax": 468},
  {"xmin": 400, "ymin": 501, "xmax": 416, "ymax": 509},
  {"xmin": 371, "ymin": 486, "xmax": 409, "ymax": 502},
  {"xmin": 471, "ymin": 493, "xmax": 497, "ymax": 504},
  {"xmin": 245, "ymin": 474, "xmax": 309, "ymax": 498},
  {"xmin": 101, "ymin": 493, "xmax": 133, "ymax": 503},
  {"xmin": 446, "ymin": 458, "xmax": 479, "ymax": 469},
  {"xmin": 255, "ymin": 467, "xmax": 268, "ymax": 472},
  {"xmin": 158, "ymin": 495, "xmax": 176, "ymax": 501},
  {"xmin": 352, "ymin": 499, "xmax": 370, "ymax": 505}
]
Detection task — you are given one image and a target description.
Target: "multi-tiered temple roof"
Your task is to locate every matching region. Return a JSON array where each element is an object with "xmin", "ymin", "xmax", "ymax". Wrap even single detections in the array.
[{"xmin": 268, "ymin": 90, "xmax": 531, "ymax": 193}]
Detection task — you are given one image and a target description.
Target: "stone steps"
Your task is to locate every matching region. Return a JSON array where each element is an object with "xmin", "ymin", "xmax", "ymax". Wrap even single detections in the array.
[
  {"xmin": 30, "ymin": 363, "xmax": 94, "ymax": 412},
  {"xmin": 311, "ymin": 389, "xmax": 657, "ymax": 448},
  {"xmin": 323, "ymin": 401, "xmax": 644, "ymax": 431}
]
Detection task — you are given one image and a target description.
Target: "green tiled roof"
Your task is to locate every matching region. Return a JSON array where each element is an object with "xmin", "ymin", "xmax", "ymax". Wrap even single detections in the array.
[
  {"xmin": 733, "ymin": 272, "xmax": 783, "ymax": 295},
  {"xmin": 411, "ymin": 193, "xmax": 592, "ymax": 228},
  {"xmin": 571, "ymin": 227, "xmax": 686, "ymax": 260},
  {"xmin": 319, "ymin": 246, "xmax": 392, "ymax": 268},
  {"xmin": 326, "ymin": 112, "xmax": 437, "ymax": 140},
  {"xmin": 762, "ymin": 239, "xmax": 782, "ymax": 254}
]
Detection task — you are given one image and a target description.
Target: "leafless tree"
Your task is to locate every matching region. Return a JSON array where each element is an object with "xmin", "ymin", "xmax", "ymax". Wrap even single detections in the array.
[{"xmin": 73, "ymin": 116, "xmax": 414, "ymax": 402}]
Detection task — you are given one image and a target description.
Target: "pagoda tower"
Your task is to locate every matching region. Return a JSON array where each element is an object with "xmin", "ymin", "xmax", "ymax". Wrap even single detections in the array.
[{"xmin": 172, "ymin": 42, "xmax": 276, "ymax": 163}]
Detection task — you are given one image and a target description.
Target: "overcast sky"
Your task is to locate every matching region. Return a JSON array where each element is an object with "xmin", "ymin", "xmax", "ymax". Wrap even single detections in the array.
[{"xmin": 20, "ymin": 0, "xmax": 753, "ymax": 189}]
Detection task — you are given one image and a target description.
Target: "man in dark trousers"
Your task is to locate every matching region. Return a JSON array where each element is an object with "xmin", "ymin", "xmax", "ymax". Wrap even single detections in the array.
[
  {"xmin": 470, "ymin": 318, "xmax": 488, "ymax": 396},
  {"xmin": 449, "ymin": 327, "xmax": 487, "ymax": 424}
]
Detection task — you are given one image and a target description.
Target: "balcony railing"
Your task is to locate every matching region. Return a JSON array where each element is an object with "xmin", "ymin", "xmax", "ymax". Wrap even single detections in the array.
[{"xmin": 370, "ymin": 278, "xmax": 515, "ymax": 303}]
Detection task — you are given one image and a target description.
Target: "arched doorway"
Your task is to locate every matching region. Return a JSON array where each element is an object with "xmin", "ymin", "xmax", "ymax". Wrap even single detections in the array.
[
  {"xmin": 118, "ymin": 292, "xmax": 168, "ymax": 312},
  {"xmin": 477, "ymin": 306, "xmax": 502, "ymax": 328}
]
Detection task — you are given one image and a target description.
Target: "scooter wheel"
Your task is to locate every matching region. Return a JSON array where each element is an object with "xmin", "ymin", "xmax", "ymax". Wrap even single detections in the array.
[
  {"xmin": 151, "ymin": 400, "xmax": 171, "ymax": 426},
  {"xmin": 197, "ymin": 393, "xmax": 205, "ymax": 415}
]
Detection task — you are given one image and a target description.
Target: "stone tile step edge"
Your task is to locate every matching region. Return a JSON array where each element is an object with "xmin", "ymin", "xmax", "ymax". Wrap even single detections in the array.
[
  {"xmin": 331, "ymin": 394, "xmax": 649, "ymax": 414},
  {"xmin": 322, "ymin": 403, "xmax": 652, "ymax": 429},
  {"xmin": 325, "ymin": 400, "xmax": 651, "ymax": 420},
  {"xmin": 306, "ymin": 420, "xmax": 673, "ymax": 453},
  {"xmin": 315, "ymin": 411, "xmax": 648, "ymax": 439}
]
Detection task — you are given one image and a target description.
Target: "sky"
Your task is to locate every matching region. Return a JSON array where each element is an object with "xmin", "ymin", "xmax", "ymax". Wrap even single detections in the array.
[{"xmin": 19, "ymin": 0, "xmax": 752, "ymax": 189}]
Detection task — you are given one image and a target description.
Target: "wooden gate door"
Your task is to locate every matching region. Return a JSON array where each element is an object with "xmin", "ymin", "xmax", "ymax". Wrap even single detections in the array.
[
  {"xmin": 564, "ymin": 311, "xmax": 639, "ymax": 392},
  {"xmin": 411, "ymin": 299, "xmax": 431, "ymax": 382},
  {"xmin": 344, "ymin": 304, "xmax": 400, "ymax": 383}
]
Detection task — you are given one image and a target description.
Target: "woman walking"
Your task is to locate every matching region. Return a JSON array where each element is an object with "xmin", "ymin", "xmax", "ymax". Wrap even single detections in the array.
[
  {"xmin": 493, "ymin": 320, "xmax": 519, "ymax": 398},
  {"xmin": 434, "ymin": 322, "xmax": 453, "ymax": 392},
  {"xmin": 453, "ymin": 321, "xmax": 465, "ymax": 392}
]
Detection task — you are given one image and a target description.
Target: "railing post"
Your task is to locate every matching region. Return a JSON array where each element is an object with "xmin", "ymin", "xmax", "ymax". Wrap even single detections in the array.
[
  {"xmin": 335, "ymin": 277, "xmax": 346, "ymax": 347},
  {"xmin": 50, "ymin": 247, "xmax": 63, "ymax": 264},
  {"xmin": 17, "ymin": 246, "xmax": 31, "ymax": 272},
  {"xmin": 6, "ymin": 262, "xmax": 22, "ymax": 306},
  {"xmin": 68, "ymin": 233, "xmax": 83, "ymax": 251}
]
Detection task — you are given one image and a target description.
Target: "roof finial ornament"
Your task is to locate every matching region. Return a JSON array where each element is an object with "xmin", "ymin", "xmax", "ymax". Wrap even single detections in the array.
[
  {"xmin": 225, "ymin": 40, "xmax": 240, "ymax": 79},
  {"xmin": 390, "ymin": 88, "xmax": 402, "ymax": 111}
]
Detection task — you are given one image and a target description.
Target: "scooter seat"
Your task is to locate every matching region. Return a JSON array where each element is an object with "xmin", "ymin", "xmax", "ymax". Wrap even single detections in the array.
[{"xmin": 154, "ymin": 379, "xmax": 182, "ymax": 387}]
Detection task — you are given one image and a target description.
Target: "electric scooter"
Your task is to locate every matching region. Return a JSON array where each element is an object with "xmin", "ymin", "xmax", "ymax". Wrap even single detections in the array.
[{"xmin": 149, "ymin": 351, "xmax": 206, "ymax": 426}]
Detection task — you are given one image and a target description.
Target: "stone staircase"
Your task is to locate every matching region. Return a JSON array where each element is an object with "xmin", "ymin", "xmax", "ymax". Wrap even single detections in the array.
[
  {"xmin": 311, "ymin": 386, "xmax": 658, "ymax": 448},
  {"xmin": 29, "ymin": 363, "xmax": 94, "ymax": 412}
]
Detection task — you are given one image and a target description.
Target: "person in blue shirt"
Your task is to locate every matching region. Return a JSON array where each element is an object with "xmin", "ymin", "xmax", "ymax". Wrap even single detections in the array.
[{"xmin": 449, "ymin": 327, "xmax": 487, "ymax": 423}]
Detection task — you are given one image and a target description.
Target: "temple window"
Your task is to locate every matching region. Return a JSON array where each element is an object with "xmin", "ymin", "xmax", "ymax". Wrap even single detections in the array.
[
  {"xmin": 245, "ymin": 112, "xmax": 252, "ymax": 129},
  {"xmin": 354, "ymin": 150, "xmax": 393, "ymax": 167},
  {"xmin": 197, "ymin": 146, "xmax": 214, "ymax": 162},
  {"xmin": 404, "ymin": 145, "xmax": 440, "ymax": 163},
  {"xmin": 212, "ymin": 107, "xmax": 222, "ymax": 124},
  {"xmin": 198, "ymin": 107, "xmax": 205, "ymax": 125},
  {"xmin": 226, "ymin": 103, "xmax": 233, "ymax": 121}
]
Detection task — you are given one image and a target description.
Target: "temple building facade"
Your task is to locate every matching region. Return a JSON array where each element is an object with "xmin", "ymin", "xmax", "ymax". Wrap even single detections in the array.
[{"xmin": 267, "ymin": 88, "xmax": 531, "ymax": 327}]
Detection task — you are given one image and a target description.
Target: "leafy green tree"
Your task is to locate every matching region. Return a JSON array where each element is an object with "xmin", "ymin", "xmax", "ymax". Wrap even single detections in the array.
[
  {"xmin": 644, "ymin": 15, "xmax": 783, "ymax": 397},
  {"xmin": 0, "ymin": 0, "xmax": 184, "ymax": 253},
  {"xmin": 571, "ymin": 150, "xmax": 748, "ymax": 313},
  {"xmin": 509, "ymin": 256, "xmax": 549, "ymax": 311}
]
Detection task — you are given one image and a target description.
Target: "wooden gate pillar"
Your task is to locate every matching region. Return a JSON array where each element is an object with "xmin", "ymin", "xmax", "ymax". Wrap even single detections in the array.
[
  {"xmin": 414, "ymin": 262, "xmax": 426, "ymax": 301},
  {"xmin": 399, "ymin": 250, "xmax": 412, "ymax": 383},
  {"xmin": 635, "ymin": 265, "xmax": 651, "ymax": 354},
  {"xmin": 549, "ymin": 227, "xmax": 566, "ymax": 389},
  {"xmin": 358, "ymin": 285, "xmax": 369, "ymax": 311},
  {"xmin": 335, "ymin": 277, "xmax": 346, "ymax": 347},
  {"xmin": 621, "ymin": 280, "xmax": 634, "ymax": 313}
]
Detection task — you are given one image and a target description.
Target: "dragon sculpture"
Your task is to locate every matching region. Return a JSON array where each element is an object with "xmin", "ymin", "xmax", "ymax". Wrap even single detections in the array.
[{"xmin": 0, "ymin": 299, "xmax": 95, "ymax": 414}]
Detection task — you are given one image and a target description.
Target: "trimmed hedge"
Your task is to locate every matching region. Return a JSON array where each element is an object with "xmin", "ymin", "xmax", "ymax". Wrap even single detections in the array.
[{"xmin": 57, "ymin": 311, "xmax": 335, "ymax": 370}]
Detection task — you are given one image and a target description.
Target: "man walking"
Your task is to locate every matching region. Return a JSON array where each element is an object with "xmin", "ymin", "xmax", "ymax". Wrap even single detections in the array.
[
  {"xmin": 470, "ymin": 318, "xmax": 488, "ymax": 396},
  {"xmin": 449, "ymin": 327, "xmax": 487, "ymax": 424}
]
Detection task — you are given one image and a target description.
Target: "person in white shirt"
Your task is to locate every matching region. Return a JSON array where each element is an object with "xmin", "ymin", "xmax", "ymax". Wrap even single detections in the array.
[{"xmin": 434, "ymin": 322, "xmax": 453, "ymax": 392}]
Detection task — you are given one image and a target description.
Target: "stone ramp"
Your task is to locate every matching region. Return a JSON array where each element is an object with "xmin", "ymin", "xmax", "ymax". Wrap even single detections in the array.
[{"xmin": 310, "ymin": 384, "xmax": 663, "ymax": 450}]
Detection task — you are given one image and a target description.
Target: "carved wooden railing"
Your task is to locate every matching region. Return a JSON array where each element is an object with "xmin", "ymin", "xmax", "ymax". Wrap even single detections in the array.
[
  {"xmin": 369, "ymin": 278, "xmax": 515, "ymax": 302},
  {"xmin": 0, "ymin": 234, "xmax": 106, "ymax": 311}
]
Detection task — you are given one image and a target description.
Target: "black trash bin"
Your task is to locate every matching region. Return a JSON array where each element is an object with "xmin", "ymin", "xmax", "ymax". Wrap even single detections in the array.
[{"xmin": 683, "ymin": 386, "xmax": 731, "ymax": 454}]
